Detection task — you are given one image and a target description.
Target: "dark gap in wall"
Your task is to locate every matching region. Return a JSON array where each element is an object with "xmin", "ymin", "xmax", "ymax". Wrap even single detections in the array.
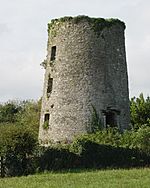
[
  {"xmin": 44, "ymin": 113, "xmax": 50, "ymax": 122},
  {"xmin": 47, "ymin": 76, "xmax": 53, "ymax": 98},
  {"xmin": 50, "ymin": 46, "xmax": 56, "ymax": 61},
  {"xmin": 106, "ymin": 111, "xmax": 117, "ymax": 127}
]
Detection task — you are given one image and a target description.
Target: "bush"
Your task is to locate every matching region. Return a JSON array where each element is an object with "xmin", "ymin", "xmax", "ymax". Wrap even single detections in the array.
[
  {"xmin": 0, "ymin": 125, "xmax": 149, "ymax": 177},
  {"xmin": 79, "ymin": 141, "xmax": 149, "ymax": 168},
  {"xmin": 0, "ymin": 124, "xmax": 38, "ymax": 176},
  {"xmin": 132, "ymin": 126, "xmax": 150, "ymax": 154},
  {"xmin": 38, "ymin": 147, "xmax": 81, "ymax": 171},
  {"xmin": 36, "ymin": 126, "xmax": 150, "ymax": 172},
  {"xmin": 70, "ymin": 128, "xmax": 121, "ymax": 154},
  {"xmin": 130, "ymin": 93, "xmax": 150, "ymax": 128},
  {"xmin": 69, "ymin": 128, "xmax": 150, "ymax": 169},
  {"xmin": 120, "ymin": 126, "xmax": 150, "ymax": 154}
]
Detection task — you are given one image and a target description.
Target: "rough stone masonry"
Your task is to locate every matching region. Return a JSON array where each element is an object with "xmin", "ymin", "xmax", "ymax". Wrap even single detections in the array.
[{"xmin": 38, "ymin": 16, "xmax": 130, "ymax": 145}]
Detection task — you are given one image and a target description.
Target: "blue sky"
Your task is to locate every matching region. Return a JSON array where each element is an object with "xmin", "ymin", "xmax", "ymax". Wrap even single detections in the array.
[{"xmin": 0, "ymin": 0, "xmax": 150, "ymax": 102}]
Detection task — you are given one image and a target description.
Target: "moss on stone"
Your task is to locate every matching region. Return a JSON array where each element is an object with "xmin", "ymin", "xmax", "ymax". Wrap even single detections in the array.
[{"xmin": 48, "ymin": 15, "xmax": 125, "ymax": 37}]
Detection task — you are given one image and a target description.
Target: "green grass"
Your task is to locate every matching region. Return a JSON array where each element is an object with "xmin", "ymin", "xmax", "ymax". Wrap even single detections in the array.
[{"xmin": 0, "ymin": 168, "xmax": 150, "ymax": 188}]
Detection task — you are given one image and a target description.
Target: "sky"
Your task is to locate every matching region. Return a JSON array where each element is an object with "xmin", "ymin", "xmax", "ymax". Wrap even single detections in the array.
[{"xmin": 0, "ymin": 0, "xmax": 150, "ymax": 102}]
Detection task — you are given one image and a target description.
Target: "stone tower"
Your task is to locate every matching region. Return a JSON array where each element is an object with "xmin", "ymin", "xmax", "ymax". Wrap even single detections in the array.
[{"xmin": 39, "ymin": 16, "xmax": 130, "ymax": 144}]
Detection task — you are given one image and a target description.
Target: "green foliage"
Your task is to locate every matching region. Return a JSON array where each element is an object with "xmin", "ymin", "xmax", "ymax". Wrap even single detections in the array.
[
  {"xmin": 70, "ymin": 126, "xmax": 150, "ymax": 168},
  {"xmin": 0, "ymin": 99, "xmax": 41, "ymax": 150},
  {"xmin": 0, "ymin": 125, "xmax": 150, "ymax": 177},
  {"xmin": 0, "ymin": 99, "xmax": 41, "ymax": 177},
  {"xmin": 70, "ymin": 128, "xmax": 121, "ymax": 154},
  {"xmin": 40, "ymin": 128, "xmax": 149, "ymax": 171},
  {"xmin": 16, "ymin": 100, "xmax": 41, "ymax": 137},
  {"xmin": 38, "ymin": 146, "xmax": 80, "ymax": 171},
  {"xmin": 0, "ymin": 100, "xmax": 41, "ymax": 138},
  {"xmin": 1, "ymin": 94, "xmax": 150, "ymax": 177},
  {"xmin": 0, "ymin": 101, "xmax": 22, "ymax": 123},
  {"xmin": 119, "ymin": 129, "xmax": 136, "ymax": 149},
  {"xmin": 90, "ymin": 105, "xmax": 102, "ymax": 132},
  {"xmin": 132, "ymin": 126, "xmax": 150, "ymax": 154},
  {"xmin": 130, "ymin": 93, "xmax": 150, "ymax": 128},
  {"xmin": 91, "ymin": 128, "xmax": 121, "ymax": 146},
  {"xmin": 42, "ymin": 121, "xmax": 49, "ymax": 130},
  {"xmin": 0, "ymin": 125, "xmax": 36, "ymax": 155},
  {"xmin": 0, "ymin": 124, "xmax": 38, "ymax": 176}
]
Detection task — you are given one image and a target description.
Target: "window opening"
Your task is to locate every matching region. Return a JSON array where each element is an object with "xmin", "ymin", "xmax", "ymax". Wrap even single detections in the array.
[
  {"xmin": 106, "ymin": 111, "xmax": 116, "ymax": 127},
  {"xmin": 50, "ymin": 46, "xmax": 56, "ymax": 61},
  {"xmin": 43, "ymin": 113, "xmax": 50, "ymax": 129},
  {"xmin": 44, "ymin": 113, "xmax": 50, "ymax": 122},
  {"xmin": 47, "ymin": 75, "xmax": 53, "ymax": 97}
]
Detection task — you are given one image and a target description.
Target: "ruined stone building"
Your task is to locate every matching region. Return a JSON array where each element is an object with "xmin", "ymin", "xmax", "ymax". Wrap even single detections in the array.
[{"xmin": 38, "ymin": 16, "xmax": 130, "ymax": 144}]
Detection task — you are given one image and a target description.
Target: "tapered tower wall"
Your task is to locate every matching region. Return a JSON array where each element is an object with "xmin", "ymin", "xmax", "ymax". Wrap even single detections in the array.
[{"xmin": 39, "ymin": 16, "xmax": 130, "ymax": 144}]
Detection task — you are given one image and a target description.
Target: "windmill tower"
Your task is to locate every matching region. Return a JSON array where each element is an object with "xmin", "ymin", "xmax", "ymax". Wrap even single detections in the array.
[{"xmin": 39, "ymin": 16, "xmax": 130, "ymax": 145}]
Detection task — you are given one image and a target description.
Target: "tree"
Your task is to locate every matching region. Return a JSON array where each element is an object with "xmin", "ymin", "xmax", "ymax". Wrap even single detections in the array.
[
  {"xmin": 0, "ymin": 99, "xmax": 41, "ymax": 176},
  {"xmin": 0, "ymin": 101, "xmax": 22, "ymax": 123},
  {"xmin": 16, "ymin": 99, "xmax": 41, "ymax": 137},
  {"xmin": 130, "ymin": 93, "xmax": 150, "ymax": 128}
]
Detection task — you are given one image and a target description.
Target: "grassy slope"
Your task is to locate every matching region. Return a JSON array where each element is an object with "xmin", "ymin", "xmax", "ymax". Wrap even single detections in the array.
[{"xmin": 0, "ymin": 168, "xmax": 150, "ymax": 188}]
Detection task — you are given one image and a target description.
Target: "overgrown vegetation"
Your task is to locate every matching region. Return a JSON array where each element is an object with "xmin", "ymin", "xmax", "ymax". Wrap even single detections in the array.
[
  {"xmin": 90, "ymin": 105, "xmax": 102, "ymax": 132},
  {"xmin": 48, "ymin": 15, "xmax": 125, "ymax": 37},
  {"xmin": 0, "ymin": 93, "xmax": 150, "ymax": 177},
  {"xmin": 42, "ymin": 121, "xmax": 49, "ymax": 130}
]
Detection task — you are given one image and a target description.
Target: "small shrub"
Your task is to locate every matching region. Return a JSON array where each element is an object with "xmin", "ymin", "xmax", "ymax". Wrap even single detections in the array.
[
  {"xmin": 90, "ymin": 106, "xmax": 102, "ymax": 132},
  {"xmin": 42, "ymin": 121, "xmax": 49, "ymax": 130}
]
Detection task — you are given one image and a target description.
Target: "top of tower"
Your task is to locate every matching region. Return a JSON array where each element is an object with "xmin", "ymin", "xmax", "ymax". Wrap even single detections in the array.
[{"xmin": 48, "ymin": 15, "xmax": 125, "ymax": 35}]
